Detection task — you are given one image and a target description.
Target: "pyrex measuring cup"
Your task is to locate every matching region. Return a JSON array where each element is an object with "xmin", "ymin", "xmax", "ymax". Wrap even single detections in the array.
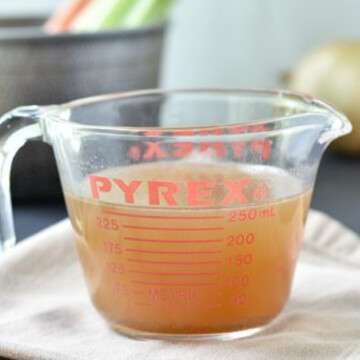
[{"xmin": 0, "ymin": 89, "xmax": 351, "ymax": 340}]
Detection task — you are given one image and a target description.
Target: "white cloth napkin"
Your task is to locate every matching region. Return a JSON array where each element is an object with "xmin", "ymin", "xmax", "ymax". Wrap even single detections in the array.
[{"xmin": 0, "ymin": 210, "xmax": 360, "ymax": 360}]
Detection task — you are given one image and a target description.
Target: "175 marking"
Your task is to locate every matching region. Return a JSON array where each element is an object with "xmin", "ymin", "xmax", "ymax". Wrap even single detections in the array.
[{"xmin": 103, "ymin": 241, "xmax": 122, "ymax": 255}]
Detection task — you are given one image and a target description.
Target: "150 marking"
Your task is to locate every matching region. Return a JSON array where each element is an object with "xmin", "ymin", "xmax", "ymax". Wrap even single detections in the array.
[{"xmin": 227, "ymin": 254, "xmax": 253, "ymax": 266}]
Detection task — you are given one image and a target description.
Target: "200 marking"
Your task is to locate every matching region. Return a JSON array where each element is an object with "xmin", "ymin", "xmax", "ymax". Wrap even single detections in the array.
[{"xmin": 227, "ymin": 233, "xmax": 255, "ymax": 246}]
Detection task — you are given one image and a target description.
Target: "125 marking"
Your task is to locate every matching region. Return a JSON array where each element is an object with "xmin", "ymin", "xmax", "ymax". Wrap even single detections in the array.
[{"xmin": 106, "ymin": 261, "xmax": 125, "ymax": 274}]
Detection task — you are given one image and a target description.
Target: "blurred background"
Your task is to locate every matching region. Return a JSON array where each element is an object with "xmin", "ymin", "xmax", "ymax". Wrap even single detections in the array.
[
  {"xmin": 4, "ymin": 0, "xmax": 360, "ymax": 87},
  {"xmin": 1, "ymin": 0, "xmax": 360, "ymax": 237}
]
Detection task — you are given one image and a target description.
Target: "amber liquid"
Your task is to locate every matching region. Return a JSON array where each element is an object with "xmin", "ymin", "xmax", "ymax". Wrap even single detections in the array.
[{"xmin": 65, "ymin": 162, "xmax": 311, "ymax": 335}]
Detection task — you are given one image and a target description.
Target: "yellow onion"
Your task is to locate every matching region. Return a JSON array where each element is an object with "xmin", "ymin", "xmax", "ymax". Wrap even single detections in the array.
[{"xmin": 290, "ymin": 41, "xmax": 360, "ymax": 154}]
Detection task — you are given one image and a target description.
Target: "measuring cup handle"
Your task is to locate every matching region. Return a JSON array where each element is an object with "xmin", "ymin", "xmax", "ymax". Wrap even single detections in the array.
[{"xmin": 0, "ymin": 106, "xmax": 44, "ymax": 254}]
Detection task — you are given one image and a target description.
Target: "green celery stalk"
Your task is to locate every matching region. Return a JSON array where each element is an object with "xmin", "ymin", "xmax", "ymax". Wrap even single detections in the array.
[
  {"xmin": 71, "ymin": 0, "xmax": 135, "ymax": 32},
  {"xmin": 99, "ymin": 0, "xmax": 138, "ymax": 30},
  {"xmin": 71, "ymin": 0, "xmax": 177, "ymax": 32},
  {"xmin": 120, "ymin": 0, "xmax": 177, "ymax": 28}
]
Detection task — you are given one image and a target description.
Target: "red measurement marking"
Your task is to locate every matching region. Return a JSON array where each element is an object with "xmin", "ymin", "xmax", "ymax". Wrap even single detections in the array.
[
  {"xmin": 133, "ymin": 303, "xmax": 221, "ymax": 309},
  {"xmin": 127, "ymin": 259, "xmax": 222, "ymax": 265},
  {"xmin": 161, "ymin": 303, "xmax": 221, "ymax": 310},
  {"xmin": 125, "ymin": 249, "xmax": 222, "ymax": 255},
  {"xmin": 123, "ymin": 225, "xmax": 223, "ymax": 231},
  {"xmin": 132, "ymin": 290, "xmax": 144, "ymax": 295},
  {"xmin": 129, "ymin": 270, "xmax": 221, "ymax": 276},
  {"xmin": 134, "ymin": 302, "xmax": 151, "ymax": 307},
  {"xmin": 102, "ymin": 210, "xmax": 224, "ymax": 220},
  {"xmin": 132, "ymin": 280, "xmax": 218, "ymax": 287},
  {"xmin": 124, "ymin": 237, "xmax": 222, "ymax": 243},
  {"xmin": 228, "ymin": 206, "xmax": 275, "ymax": 222}
]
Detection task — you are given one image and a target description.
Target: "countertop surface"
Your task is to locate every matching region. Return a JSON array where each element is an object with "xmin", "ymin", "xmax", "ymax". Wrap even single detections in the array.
[{"xmin": 13, "ymin": 152, "xmax": 360, "ymax": 241}]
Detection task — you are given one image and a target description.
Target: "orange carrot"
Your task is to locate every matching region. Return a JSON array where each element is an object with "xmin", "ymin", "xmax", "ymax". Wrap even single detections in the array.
[{"xmin": 45, "ymin": 0, "xmax": 97, "ymax": 34}]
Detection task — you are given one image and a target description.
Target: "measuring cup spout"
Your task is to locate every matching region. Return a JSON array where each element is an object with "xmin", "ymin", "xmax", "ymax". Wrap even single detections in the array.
[
  {"xmin": 271, "ymin": 98, "xmax": 352, "ymax": 172},
  {"xmin": 312, "ymin": 99, "xmax": 352, "ymax": 145}
]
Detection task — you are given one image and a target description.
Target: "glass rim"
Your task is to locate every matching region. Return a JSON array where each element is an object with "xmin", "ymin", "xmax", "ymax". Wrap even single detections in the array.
[{"xmin": 42, "ymin": 88, "xmax": 350, "ymax": 137}]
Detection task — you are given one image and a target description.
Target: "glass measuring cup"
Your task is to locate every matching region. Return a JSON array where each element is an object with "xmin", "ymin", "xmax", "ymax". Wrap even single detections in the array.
[{"xmin": 0, "ymin": 89, "xmax": 351, "ymax": 340}]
